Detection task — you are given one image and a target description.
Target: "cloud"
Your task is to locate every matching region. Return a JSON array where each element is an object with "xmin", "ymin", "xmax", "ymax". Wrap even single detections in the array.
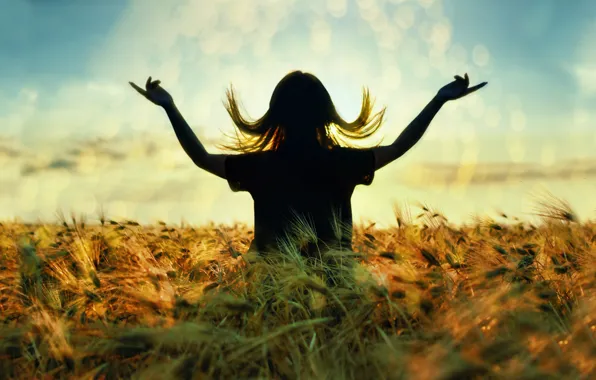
[
  {"xmin": 65, "ymin": 136, "xmax": 134, "ymax": 161},
  {"xmin": 104, "ymin": 177, "xmax": 208, "ymax": 203},
  {"xmin": 0, "ymin": 135, "xmax": 29, "ymax": 153},
  {"xmin": 569, "ymin": 21, "xmax": 596, "ymax": 97},
  {"xmin": 0, "ymin": 145, "xmax": 22, "ymax": 158},
  {"xmin": 0, "ymin": 177, "xmax": 20, "ymax": 197},
  {"xmin": 0, "ymin": 88, "xmax": 39, "ymax": 139},
  {"xmin": 401, "ymin": 158, "xmax": 596, "ymax": 187},
  {"xmin": 12, "ymin": 132, "xmax": 225, "ymax": 177},
  {"xmin": 18, "ymin": 136, "xmax": 146, "ymax": 176},
  {"xmin": 569, "ymin": 64, "xmax": 596, "ymax": 97},
  {"xmin": 21, "ymin": 158, "xmax": 78, "ymax": 176}
]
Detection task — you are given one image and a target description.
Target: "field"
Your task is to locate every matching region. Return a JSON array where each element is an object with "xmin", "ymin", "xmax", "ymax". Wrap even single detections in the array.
[{"xmin": 0, "ymin": 200, "xmax": 595, "ymax": 379}]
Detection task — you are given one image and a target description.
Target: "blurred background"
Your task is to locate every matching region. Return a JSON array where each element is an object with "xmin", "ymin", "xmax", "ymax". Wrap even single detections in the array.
[{"xmin": 1, "ymin": 0, "xmax": 595, "ymax": 227}]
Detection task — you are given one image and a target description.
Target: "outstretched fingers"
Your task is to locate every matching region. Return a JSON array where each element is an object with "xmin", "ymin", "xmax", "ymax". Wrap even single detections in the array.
[
  {"xmin": 463, "ymin": 82, "xmax": 488, "ymax": 96},
  {"xmin": 130, "ymin": 76, "xmax": 162, "ymax": 95},
  {"xmin": 129, "ymin": 81, "xmax": 147, "ymax": 96}
]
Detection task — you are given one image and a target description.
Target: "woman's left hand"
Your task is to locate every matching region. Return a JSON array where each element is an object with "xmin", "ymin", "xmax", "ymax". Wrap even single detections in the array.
[{"xmin": 437, "ymin": 73, "xmax": 487, "ymax": 102}]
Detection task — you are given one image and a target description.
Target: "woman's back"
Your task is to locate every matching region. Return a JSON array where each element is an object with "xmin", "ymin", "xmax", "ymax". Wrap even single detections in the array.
[
  {"xmin": 225, "ymin": 146, "xmax": 376, "ymax": 255},
  {"xmin": 130, "ymin": 70, "xmax": 486, "ymax": 257}
]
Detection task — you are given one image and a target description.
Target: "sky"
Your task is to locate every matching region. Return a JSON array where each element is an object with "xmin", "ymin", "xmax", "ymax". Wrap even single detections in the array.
[{"xmin": 1, "ymin": 0, "xmax": 596, "ymax": 228}]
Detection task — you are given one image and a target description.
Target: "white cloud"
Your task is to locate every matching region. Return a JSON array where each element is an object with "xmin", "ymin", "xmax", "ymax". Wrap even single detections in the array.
[
  {"xmin": 563, "ymin": 20, "xmax": 596, "ymax": 136},
  {"xmin": 0, "ymin": 87, "xmax": 39, "ymax": 138},
  {"xmin": 569, "ymin": 20, "xmax": 596, "ymax": 97},
  {"xmin": 570, "ymin": 64, "xmax": 596, "ymax": 96}
]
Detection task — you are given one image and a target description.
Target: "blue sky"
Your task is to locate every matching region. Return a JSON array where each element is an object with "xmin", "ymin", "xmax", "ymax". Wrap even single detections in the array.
[
  {"xmin": 1, "ymin": 0, "xmax": 124, "ymax": 92},
  {"xmin": 1, "ymin": 0, "xmax": 596, "ymax": 226},
  {"xmin": 3, "ymin": 0, "xmax": 594, "ymax": 120}
]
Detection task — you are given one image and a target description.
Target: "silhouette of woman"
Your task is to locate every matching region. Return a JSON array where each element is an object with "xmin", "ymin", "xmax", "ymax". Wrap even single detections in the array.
[{"xmin": 130, "ymin": 71, "xmax": 486, "ymax": 257}]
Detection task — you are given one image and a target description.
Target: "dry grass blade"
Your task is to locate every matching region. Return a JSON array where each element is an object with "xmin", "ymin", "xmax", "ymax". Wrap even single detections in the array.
[
  {"xmin": 0, "ymin": 205, "xmax": 594, "ymax": 379},
  {"xmin": 532, "ymin": 190, "xmax": 578, "ymax": 223},
  {"xmin": 420, "ymin": 249, "xmax": 441, "ymax": 267},
  {"xmin": 226, "ymin": 317, "xmax": 332, "ymax": 362}
]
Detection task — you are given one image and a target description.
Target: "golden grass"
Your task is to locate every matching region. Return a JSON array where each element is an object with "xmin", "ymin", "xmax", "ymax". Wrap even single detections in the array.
[{"xmin": 0, "ymin": 203, "xmax": 595, "ymax": 379}]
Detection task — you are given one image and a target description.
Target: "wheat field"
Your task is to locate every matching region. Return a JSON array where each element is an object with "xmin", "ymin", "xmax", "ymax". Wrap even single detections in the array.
[{"xmin": 0, "ymin": 199, "xmax": 595, "ymax": 379}]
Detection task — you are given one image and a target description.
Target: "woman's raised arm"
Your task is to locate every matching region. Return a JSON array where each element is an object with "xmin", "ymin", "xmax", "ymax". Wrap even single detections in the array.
[
  {"xmin": 130, "ymin": 77, "xmax": 227, "ymax": 179},
  {"xmin": 373, "ymin": 95, "xmax": 445, "ymax": 171},
  {"xmin": 373, "ymin": 73, "xmax": 487, "ymax": 171}
]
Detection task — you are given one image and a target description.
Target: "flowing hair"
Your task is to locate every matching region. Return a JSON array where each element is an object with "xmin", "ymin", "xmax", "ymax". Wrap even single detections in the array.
[{"xmin": 217, "ymin": 71, "xmax": 386, "ymax": 153}]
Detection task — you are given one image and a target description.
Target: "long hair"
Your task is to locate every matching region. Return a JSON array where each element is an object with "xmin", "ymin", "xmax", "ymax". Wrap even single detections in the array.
[{"xmin": 218, "ymin": 71, "xmax": 386, "ymax": 153}]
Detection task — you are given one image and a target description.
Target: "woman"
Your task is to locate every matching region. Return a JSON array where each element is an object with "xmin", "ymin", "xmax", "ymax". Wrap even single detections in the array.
[{"xmin": 130, "ymin": 71, "xmax": 486, "ymax": 257}]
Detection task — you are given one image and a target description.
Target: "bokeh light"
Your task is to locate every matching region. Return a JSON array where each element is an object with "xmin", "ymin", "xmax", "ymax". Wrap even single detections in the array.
[
  {"xmin": 472, "ymin": 44, "xmax": 490, "ymax": 67},
  {"xmin": 2, "ymin": 0, "xmax": 595, "ymax": 227}
]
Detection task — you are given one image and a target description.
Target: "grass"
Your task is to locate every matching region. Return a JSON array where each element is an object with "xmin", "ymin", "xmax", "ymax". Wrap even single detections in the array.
[{"xmin": 0, "ymin": 201, "xmax": 595, "ymax": 379}]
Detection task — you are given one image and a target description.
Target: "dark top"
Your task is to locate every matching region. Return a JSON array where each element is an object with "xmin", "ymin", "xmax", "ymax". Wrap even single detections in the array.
[{"xmin": 225, "ymin": 146, "xmax": 375, "ymax": 256}]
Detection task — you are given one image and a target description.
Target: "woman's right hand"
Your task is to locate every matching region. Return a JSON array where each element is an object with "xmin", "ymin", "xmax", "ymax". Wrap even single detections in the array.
[{"xmin": 129, "ymin": 76, "xmax": 174, "ymax": 107}]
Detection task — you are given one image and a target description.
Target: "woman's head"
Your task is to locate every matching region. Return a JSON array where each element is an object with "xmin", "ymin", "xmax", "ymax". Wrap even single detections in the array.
[{"xmin": 220, "ymin": 70, "xmax": 386, "ymax": 152}]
